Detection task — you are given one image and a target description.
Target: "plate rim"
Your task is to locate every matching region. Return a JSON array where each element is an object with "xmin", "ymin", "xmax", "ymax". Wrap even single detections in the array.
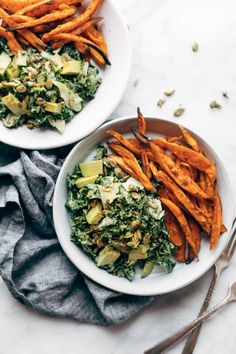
[
  {"xmin": 0, "ymin": 0, "xmax": 132, "ymax": 150},
  {"xmin": 53, "ymin": 116, "xmax": 235, "ymax": 295}
]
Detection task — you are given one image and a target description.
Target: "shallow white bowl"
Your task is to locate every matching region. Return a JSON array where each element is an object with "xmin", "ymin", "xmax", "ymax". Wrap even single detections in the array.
[
  {"xmin": 53, "ymin": 117, "xmax": 234, "ymax": 295},
  {"xmin": 0, "ymin": 0, "xmax": 131, "ymax": 150}
]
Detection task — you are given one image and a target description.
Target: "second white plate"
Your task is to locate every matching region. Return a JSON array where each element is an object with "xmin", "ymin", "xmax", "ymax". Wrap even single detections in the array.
[
  {"xmin": 53, "ymin": 117, "xmax": 234, "ymax": 295},
  {"xmin": 0, "ymin": 0, "xmax": 131, "ymax": 150}
]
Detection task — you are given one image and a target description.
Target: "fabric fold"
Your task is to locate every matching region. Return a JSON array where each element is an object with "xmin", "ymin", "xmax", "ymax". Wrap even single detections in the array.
[{"xmin": 0, "ymin": 142, "xmax": 154, "ymax": 326}]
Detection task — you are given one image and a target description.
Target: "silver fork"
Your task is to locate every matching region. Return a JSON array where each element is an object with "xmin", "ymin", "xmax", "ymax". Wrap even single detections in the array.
[
  {"xmin": 144, "ymin": 216, "xmax": 236, "ymax": 354},
  {"xmin": 144, "ymin": 279, "xmax": 236, "ymax": 354},
  {"xmin": 181, "ymin": 216, "xmax": 236, "ymax": 354}
]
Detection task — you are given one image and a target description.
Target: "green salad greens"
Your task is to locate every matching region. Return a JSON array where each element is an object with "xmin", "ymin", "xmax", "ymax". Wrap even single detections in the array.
[
  {"xmin": 0, "ymin": 39, "xmax": 101, "ymax": 133},
  {"xmin": 66, "ymin": 146, "xmax": 176, "ymax": 281}
]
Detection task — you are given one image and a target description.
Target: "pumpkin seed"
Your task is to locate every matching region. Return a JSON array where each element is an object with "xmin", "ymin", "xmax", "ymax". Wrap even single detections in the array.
[{"xmin": 209, "ymin": 101, "xmax": 221, "ymax": 109}]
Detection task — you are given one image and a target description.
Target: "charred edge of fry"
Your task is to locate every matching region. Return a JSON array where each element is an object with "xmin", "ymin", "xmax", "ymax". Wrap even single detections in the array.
[{"xmin": 83, "ymin": 40, "xmax": 110, "ymax": 65}]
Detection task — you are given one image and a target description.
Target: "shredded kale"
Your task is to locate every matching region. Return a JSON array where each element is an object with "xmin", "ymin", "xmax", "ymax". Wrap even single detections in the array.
[
  {"xmin": 66, "ymin": 150, "xmax": 176, "ymax": 281},
  {"xmin": 0, "ymin": 39, "xmax": 102, "ymax": 132}
]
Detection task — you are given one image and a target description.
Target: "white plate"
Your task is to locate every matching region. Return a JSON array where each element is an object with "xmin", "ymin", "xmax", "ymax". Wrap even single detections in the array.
[
  {"xmin": 0, "ymin": 1, "xmax": 131, "ymax": 150},
  {"xmin": 53, "ymin": 117, "xmax": 234, "ymax": 295}
]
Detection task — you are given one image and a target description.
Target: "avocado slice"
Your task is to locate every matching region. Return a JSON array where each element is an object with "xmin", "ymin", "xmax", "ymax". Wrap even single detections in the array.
[
  {"xmin": 86, "ymin": 202, "xmax": 103, "ymax": 225},
  {"xmin": 6, "ymin": 66, "xmax": 20, "ymax": 79},
  {"xmin": 129, "ymin": 245, "xmax": 148, "ymax": 261},
  {"xmin": 79, "ymin": 160, "xmax": 103, "ymax": 177},
  {"xmin": 97, "ymin": 245, "xmax": 121, "ymax": 267},
  {"xmin": 75, "ymin": 175, "xmax": 98, "ymax": 188},
  {"xmin": 15, "ymin": 51, "xmax": 28, "ymax": 66},
  {"xmin": 44, "ymin": 102, "xmax": 61, "ymax": 114},
  {"xmin": 0, "ymin": 52, "xmax": 11, "ymax": 75},
  {"xmin": 61, "ymin": 60, "xmax": 81, "ymax": 75},
  {"xmin": 141, "ymin": 261, "xmax": 155, "ymax": 278},
  {"xmin": 2, "ymin": 93, "xmax": 26, "ymax": 116}
]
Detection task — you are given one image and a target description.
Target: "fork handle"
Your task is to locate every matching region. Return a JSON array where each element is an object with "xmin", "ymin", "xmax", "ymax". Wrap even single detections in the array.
[
  {"xmin": 181, "ymin": 267, "xmax": 218, "ymax": 354},
  {"xmin": 144, "ymin": 296, "xmax": 229, "ymax": 354}
]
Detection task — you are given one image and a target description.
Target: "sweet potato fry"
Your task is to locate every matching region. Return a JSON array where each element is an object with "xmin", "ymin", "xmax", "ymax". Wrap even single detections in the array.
[
  {"xmin": 146, "ymin": 141, "xmax": 210, "ymax": 200},
  {"xmin": 89, "ymin": 47, "xmax": 105, "ymax": 65},
  {"xmin": 160, "ymin": 197, "xmax": 198, "ymax": 255},
  {"xmin": 141, "ymin": 148, "xmax": 152, "ymax": 179},
  {"xmin": 137, "ymin": 107, "xmax": 146, "ymax": 135},
  {"xmin": 18, "ymin": 29, "xmax": 46, "ymax": 50},
  {"xmin": 167, "ymin": 135, "xmax": 183, "ymax": 143},
  {"xmin": 42, "ymin": 0, "xmax": 104, "ymax": 41},
  {"xmin": 150, "ymin": 163, "xmax": 211, "ymax": 234},
  {"xmin": 221, "ymin": 224, "xmax": 227, "ymax": 234},
  {"xmin": 49, "ymin": 33, "xmax": 110, "ymax": 64},
  {"xmin": 51, "ymin": 17, "xmax": 102, "ymax": 48},
  {"xmin": 27, "ymin": 0, "xmax": 82, "ymax": 17},
  {"xmin": 33, "ymin": 21, "xmax": 60, "ymax": 33},
  {"xmin": 179, "ymin": 125, "xmax": 201, "ymax": 153},
  {"xmin": 0, "ymin": 0, "xmax": 41, "ymax": 13},
  {"xmin": 156, "ymin": 139, "xmax": 216, "ymax": 198},
  {"xmin": 11, "ymin": 5, "xmax": 77, "ymax": 30},
  {"xmin": 107, "ymin": 130, "xmax": 140, "ymax": 155},
  {"xmin": 210, "ymin": 189, "xmax": 223, "ymax": 250},
  {"xmin": 186, "ymin": 217, "xmax": 201, "ymax": 262},
  {"xmin": 175, "ymin": 242, "xmax": 186, "ymax": 262},
  {"xmin": 107, "ymin": 143, "xmax": 155, "ymax": 191},
  {"xmin": 0, "ymin": 26, "xmax": 22, "ymax": 54},
  {"xmin": 109, "ymin": 155, "xmax": 139, "ymax": 180},
  {"xmin": 15, "ymin": 0, "xmax": 53, "ymax": 15},
  {"xmin": 0, "ymin": 8, "xmax": 41, "ymax": 52},
  {"xmin": 7, "ymin": 15, "xmax": 34, "ymax": 22},
  {"xmin": 164, "ymin": 208, "xmax": 185, "ymax": 247},
  {"xmin": 86, "ymin": 26, "xmax": 107, "ymax": 55},
  {"xmin": 16, "ymin": 33, "xmax": 30, "ymax": 46}
]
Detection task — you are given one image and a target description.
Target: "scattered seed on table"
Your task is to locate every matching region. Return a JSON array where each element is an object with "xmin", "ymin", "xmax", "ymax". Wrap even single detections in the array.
[
  {"xmin": 192, "ymin": 41, "xmax": 199, "ymax": 52},
  {"xmin": 222, "ymin": 91, "xmax": 229, "ymax": 99},
  {"xmin": 157, "ymin": 98, "xmax": 166, "ymax": 108},
  {"xmin": 209, "ymin": 101, "xmax": 222, "ymax": 109},
  {"xmin": 164, "ymin": 89, "xmax": 175, "ymax": 97},
  {"xmin": 173, "ymin": 107, "xmax": 185, "ymax": 117}
]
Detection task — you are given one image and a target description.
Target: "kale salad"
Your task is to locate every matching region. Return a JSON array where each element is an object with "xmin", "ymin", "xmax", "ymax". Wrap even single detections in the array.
[
  {"xmin": 0, "ymin": 39, "xmax": 101, "ymax": 133},
  {"xmin": 66, "ymin": 146, "xmax": 176, "ymax": 281}
]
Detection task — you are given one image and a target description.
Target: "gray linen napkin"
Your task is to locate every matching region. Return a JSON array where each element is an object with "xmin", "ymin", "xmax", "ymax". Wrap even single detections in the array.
[{"xmin": 0, "ymin": 142, "xmax": 154, "ymax": 325}]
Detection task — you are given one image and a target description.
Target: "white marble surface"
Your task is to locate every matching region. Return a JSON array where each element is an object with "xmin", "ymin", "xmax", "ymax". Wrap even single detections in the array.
[{"xmin": 1, "ymin": 0, "xmax": 236, "ymax": 353}]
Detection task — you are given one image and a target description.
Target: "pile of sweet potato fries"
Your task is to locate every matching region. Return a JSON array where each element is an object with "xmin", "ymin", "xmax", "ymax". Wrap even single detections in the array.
[
  {"xmin": 106, "ymin": 108, "xmax": 226, "ymax": 263},
  {"xmin": 0, "ymin": 0, "xmax": 109, "ymax": 65}
]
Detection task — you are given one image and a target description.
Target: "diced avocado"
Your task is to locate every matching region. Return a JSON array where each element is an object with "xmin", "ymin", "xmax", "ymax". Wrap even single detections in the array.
[
  {"xmin": 86, "ymin": 202, "xmax": 103, "ymax": 225},
  {"xmin": 61, "ymin": 60, "xmax": 81, "ymax": 75},
  {"xmin": 6, "ymin": 67, "xmax": 20, "ymax": 79},
  {"xmin": 32, "ymin": 86, "xmax": 46, "ymax": 92},
  {"xmin": 79, "ymin": 160, "xmax": 103, "ymax": 177},
  {"xmin": 51, "ymin": 54, "xmax": 63, "ymax": 70},
  {"xmin": 2, "ymin": 93, "xmax": 26, "ymax": 116},
  {"xmin": 15, "ymin": 51, "xmax": 28, "ymax": 66},
  {"xmin": 97, "ymin": 245, "xmax": 121, "ymax": 267},
  {"xmin": 75, "ymin": 175, "xmax": 98, "ymax": 188},
  {"xmin": 129, "ymin": 245, "xmax": 148, "ymax": 261},
  {"xmin": 44, "ymin": 102, "xmax": 61, "ymax": 114},
  {"xmin": 141, "ymin": 261, "xmax": 155, "ymax": 278},
  {"xmin": 0, "ymin": 52, "xmax": 11, "ymax": 75}
]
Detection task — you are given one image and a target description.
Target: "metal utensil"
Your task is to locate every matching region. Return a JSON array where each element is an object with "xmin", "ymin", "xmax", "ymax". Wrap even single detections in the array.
[
  {"xmin": 144, "ymin": 279, "xmax": 236, "ymax": 354},
  {"xmin": 182, "ymin": 217, "xmax": 236, "ymax": 354}
]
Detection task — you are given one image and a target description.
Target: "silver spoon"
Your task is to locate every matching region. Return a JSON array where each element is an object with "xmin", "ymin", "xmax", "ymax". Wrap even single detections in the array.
[{"xmin": 144, "ymin": 280, "xmax": 236, "ymax": 354}]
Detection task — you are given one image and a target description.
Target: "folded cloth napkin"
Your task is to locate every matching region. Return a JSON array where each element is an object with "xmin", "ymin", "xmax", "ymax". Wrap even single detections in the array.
[{"xmin": 0, "ymin": 142, "xmax": 154, "ymax": 326}]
